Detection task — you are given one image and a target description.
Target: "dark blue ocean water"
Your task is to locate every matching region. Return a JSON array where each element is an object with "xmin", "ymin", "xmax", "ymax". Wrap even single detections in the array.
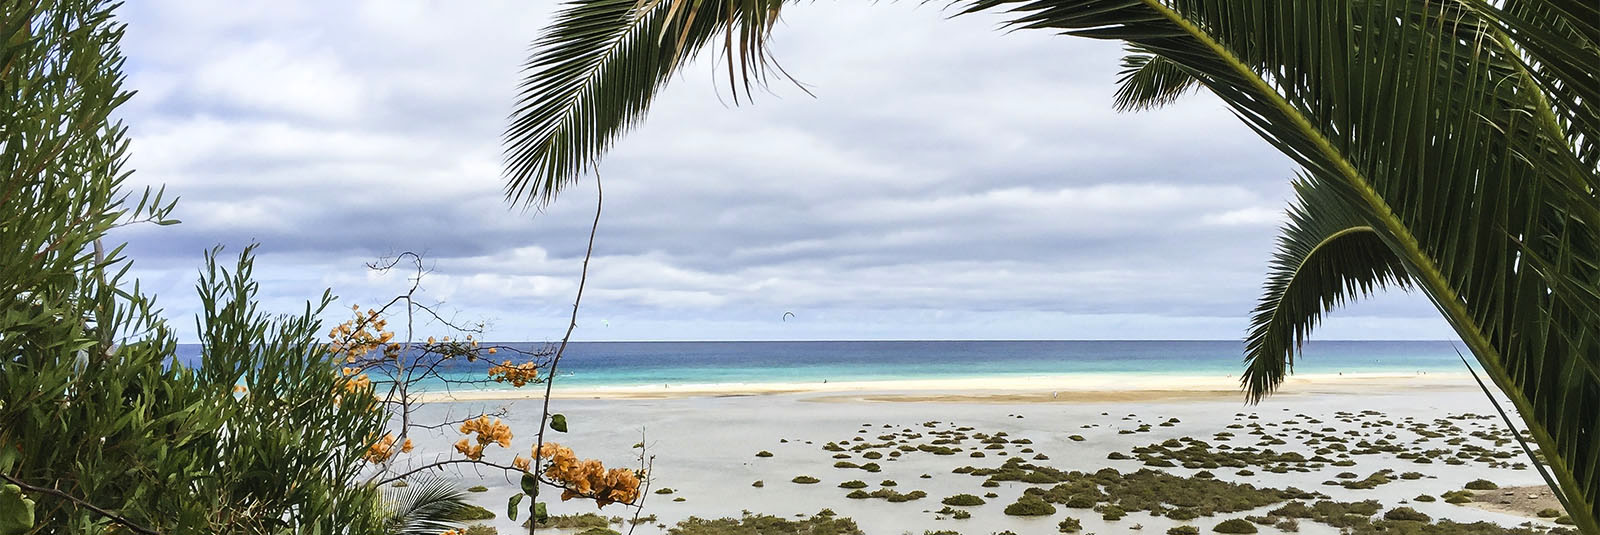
[{"xmin": 173, "ymin": 340, "xmax": 1466, "ymax": 391}]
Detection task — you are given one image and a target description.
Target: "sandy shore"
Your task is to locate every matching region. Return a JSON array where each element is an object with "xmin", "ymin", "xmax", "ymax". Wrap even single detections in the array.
[
  {"xmin": 390, "ymin": 382, "xmax": 1567, "ymax": 535},
  {"xmin": 413, "ymin": 371, "xmax": 1474, "ymax": 403}
]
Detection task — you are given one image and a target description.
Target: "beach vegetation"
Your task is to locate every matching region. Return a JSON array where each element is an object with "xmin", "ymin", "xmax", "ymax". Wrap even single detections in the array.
[
  {"xmin": 1002, "ymin": 496, "xmax": 1055, "ymax": 516},
  {"xmin": 0, "ymin": 4, "xmax": 419, "ymax": 532},
  {"xmin": 1212, "ymin": 519, "xmax": 1257, "ymax": 534},
  {"xmin": 1465, "ymin": 479, "xmax": 1500, "ymax": 490},
  {"xmin": 751, "ymin": 481, "xmax": 763, "ymax": 488},
  {"xmin": 792, "ymin": 476, "xmax": 820, "ymax": 484},
  {"xmin": 756, "ymin": 451, "xmax": 773, "ymax": 458},
  {"xmin": 1539, "ymin": 508, "xmax": 1563, "ymax": 518},
  {"xmin": 666, "ymin": 511, "xmax": 864, "ymax": 535},
  {"xmin": 839, "ymin": 480, "xmax": 867, "ymax": 489},
  {"xmin": 464, "ymin": 525, "xmax": 498, "ymax": 535},
  {"xmin": 1058, "ymin": 517, "xmax": 1083, "ymax": 533},
  {"xmin": 1383, "ymin": 507, "xmax": 1431, "ymax": 522},
  {"xmin": 1167, "ymin": 527, "xmax": 1198, "ymax": 535},
  {"xmin": 941, "ymin": 494, "xmax": 985, "ymax": 506}
]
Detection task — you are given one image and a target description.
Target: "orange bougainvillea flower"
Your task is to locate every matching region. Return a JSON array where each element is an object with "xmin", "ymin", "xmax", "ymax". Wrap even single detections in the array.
[
  {"xmin": 365, "ymin": 433, "xmax": 403, "ymax": 463},
  {"xmin": 487, "ymin": 360, "xmax": 539, "ymax": 387},
  {"xmin": 454, "ymin": 415, "xmax": 511, "ymax": 460},
  {"xmin": 512, "ymin": 455, "xmax": 531, "ymax": 471},
  {"xmin": 532, "ymin": 441, "xmax": 641, "ymax": 507}
]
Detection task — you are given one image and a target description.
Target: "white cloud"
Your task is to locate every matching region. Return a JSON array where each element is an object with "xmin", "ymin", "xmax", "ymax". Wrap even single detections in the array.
[{"xmin": 111, "ymin": 1, "xmax": 1455, "ymax": 342}]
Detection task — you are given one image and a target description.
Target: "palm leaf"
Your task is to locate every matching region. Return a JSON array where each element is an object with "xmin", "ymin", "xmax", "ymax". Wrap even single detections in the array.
[
  {"xmin": 503, "ymin": 0, "xmax": 786, "ymax": 208},
  {"xmin": 1241, "ymin": 175, "xmax": 1412, "ymax": 403},
  {"xmin": 1112, "ymin": 48, "xmax": 1198, "ymax": 112},
  {"xmin": 379, "ymin": 476, "xmax": 470, "ymax": 535},
  {"xmin": 946, "ymin": 2, "xmax": 1598, "ymax": 528}
]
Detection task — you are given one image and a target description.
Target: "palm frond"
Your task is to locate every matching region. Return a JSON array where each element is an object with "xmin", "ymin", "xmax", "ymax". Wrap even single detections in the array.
[
  {"xmin": 1112, "ymin": 49, "xmax": 1198, "ymax": 112},
  {"xmin": 945, "ymin": 1, "xmax": 1599, "ymax": 529},
  {"xmin": 1242, "ymin": 175, "xmax": 1412, "ymax": 403},
  {"xmin": 380, "ymin": 476, "xmax": 470, "ymax": 535},
  {"xmin": 503, "ymin": 0, "xmax": 788, "ymax": 208}
]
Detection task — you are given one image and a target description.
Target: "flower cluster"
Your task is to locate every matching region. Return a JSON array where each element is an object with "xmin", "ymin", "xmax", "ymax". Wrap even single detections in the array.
[
  {"xmin": 364, "ymin": 433, "xmax": 414, "ymax": 463},
  {"xmin": 340, "ymin": 366, "xmax": 371, "ymax": 393},
  {"xmin": 535, "ymin": 442, "xmax": 641, "ymax": 507},
  {"xmin": 453, "ymin": 415, "xmax": 512, "ymax": 460},
  {"xmin": 327, "ymin": 305, "xmax": 399, "ymax": 362},
  {"xmin": 487, "ymin": 360, "xmax": 539, "ymax": 387}
]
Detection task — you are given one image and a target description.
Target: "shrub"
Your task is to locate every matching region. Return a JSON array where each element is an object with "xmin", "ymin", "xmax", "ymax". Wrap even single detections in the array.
[
  {"xmin": 1538, "ymin": 508, "xmax": 1564, "ymax": 518},
  {"xmin": 447, "ymin": 504, "xmax": 497, "ymax": 521},
  {"xmin": 1463, "ymin": 479, "xmax": 1498, "ymax": 490},
  {"xmin": 756, "ymin": 450, "xmax": 774, "ymax": 457},
  {"xmin": 1004, "ymin": 496, "xmax": 1056, "ymax": 516},
  {"xmin": 942, "ymin": 494, "xmax": 985, "ymax": 506},
  {"xmin": 1383, "ymin": 507, "xmax": 1430, "ymax": 522},
  {"xmin": 751, "ymin": 480, "xmax": 763, "ymax": 487},
  {"xmin": 1058, "ymin": 517, "xmax": 1083, "ymax": 533},
  {"xmin": 1167, "ymin": 527, "xmax": 1199, "ymax": 535},
  {"xmin": 839, "ymin": 480, "xmax": 867, "ymax": 489},
  {"xmin": 792, "ymin": 476, "xmax": 820, "ymax": 484},
  {"xmin": 1212, "ymin": 519, "xmax": 1258, "ymax": 533}
]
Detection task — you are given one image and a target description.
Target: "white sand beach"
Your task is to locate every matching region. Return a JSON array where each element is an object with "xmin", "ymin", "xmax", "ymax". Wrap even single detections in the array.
[{"xmin": 389, "ymin": 373, "xmax": 1569, "ymax": 534}]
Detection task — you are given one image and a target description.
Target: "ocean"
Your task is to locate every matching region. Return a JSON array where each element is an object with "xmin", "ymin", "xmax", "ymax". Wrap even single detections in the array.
[{"xmin": 175, "ymin": 340, "xmax": 1468, "ymax": 391}]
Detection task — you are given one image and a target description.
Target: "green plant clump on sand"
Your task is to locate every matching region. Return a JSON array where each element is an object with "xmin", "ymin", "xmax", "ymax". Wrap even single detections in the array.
[
  {"xmin": 839, "ymin": 480, "xmax": 867, "ymax": 489},
  {"xmin": 534, "ymin": 512, "xmax": 617, "ymax": 528},
  {"xmin": 446, "ymin": 504, "xmax": 496, "ymax": 521},
  {"xmin": 942, "ymin": 494, "xmax": 985, "ymax": 506},
  {"xmin": 792, "ymin": 476, "xmax": 820, "ymax": 484},
  {"xmin": 667, "ymin": 511, "xmax": 863, "ymax": 535},
  {"xmin": 1058, "ymin": 517, "xmax": 1082, "ymax": 533},
  {"xmin": 1004, "ymin": 496, "xmax": 1056, "ymax": 516},
  {"xmin": 1464, "ymin": 479, "xmax": 1499, "ymax": 490},
  {"xmin": 1212, "ymin": 519, "xmax": 1258, "ymax": 534},
  {"xmin": 1384, "ymin": 507, "xmax": 1430, "ymax": 522},
  {"xmin": 1167, "ymin": 527, "xmax": 1199, "ymax": 535}
]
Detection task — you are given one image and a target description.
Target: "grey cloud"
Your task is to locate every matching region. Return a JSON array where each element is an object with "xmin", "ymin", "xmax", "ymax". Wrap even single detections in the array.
[{"xmin": 111, "ymin": 1, "xmax": 1453, "ymax": 342}]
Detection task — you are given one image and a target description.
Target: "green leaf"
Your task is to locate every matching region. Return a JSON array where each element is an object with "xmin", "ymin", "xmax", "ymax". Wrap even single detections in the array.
[
  {"xmin": 534, "ymin": 502, "xmax": 549, "ymax": 523},
  {"xmin": 521, "ymin": 472, "xmax": 539, "ymax": 496},
  {"xmin": 507, "ymin": 493, "xmax": 524, "ymax": 521},
  {"xmin": 0, "ymin": 484, "xmax": 35, "ymax": 535},
  {"xmin": 550, "ymin": 413, "xmax": 568, "ymax": 433}
]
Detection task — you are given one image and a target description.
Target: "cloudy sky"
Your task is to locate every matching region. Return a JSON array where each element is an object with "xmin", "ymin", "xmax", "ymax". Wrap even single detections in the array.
[{"xmin": 111, "ymin": 1, "xmax": 1455, "ymax": 343}]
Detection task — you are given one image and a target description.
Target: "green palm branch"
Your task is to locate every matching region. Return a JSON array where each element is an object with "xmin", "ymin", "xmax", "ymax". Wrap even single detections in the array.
[
  {"xmin": 504, "ymin": 0, "xmax": 1600, "ymax": 530},
  {"xmin": 379, "ymin": 476, "xmax": 472, "ymax": 535}
]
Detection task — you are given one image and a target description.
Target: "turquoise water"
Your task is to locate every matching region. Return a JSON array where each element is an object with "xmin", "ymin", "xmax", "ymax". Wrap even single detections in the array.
[{"xmin": 175, "ymin": 340, "xmax": 1469, "ymax": 391}]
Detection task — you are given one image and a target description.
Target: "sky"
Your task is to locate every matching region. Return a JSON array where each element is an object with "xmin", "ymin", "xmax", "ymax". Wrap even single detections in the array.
[{"xmin": 110, "ymin": 1, "xmax": 1457, "ymax": 343}]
